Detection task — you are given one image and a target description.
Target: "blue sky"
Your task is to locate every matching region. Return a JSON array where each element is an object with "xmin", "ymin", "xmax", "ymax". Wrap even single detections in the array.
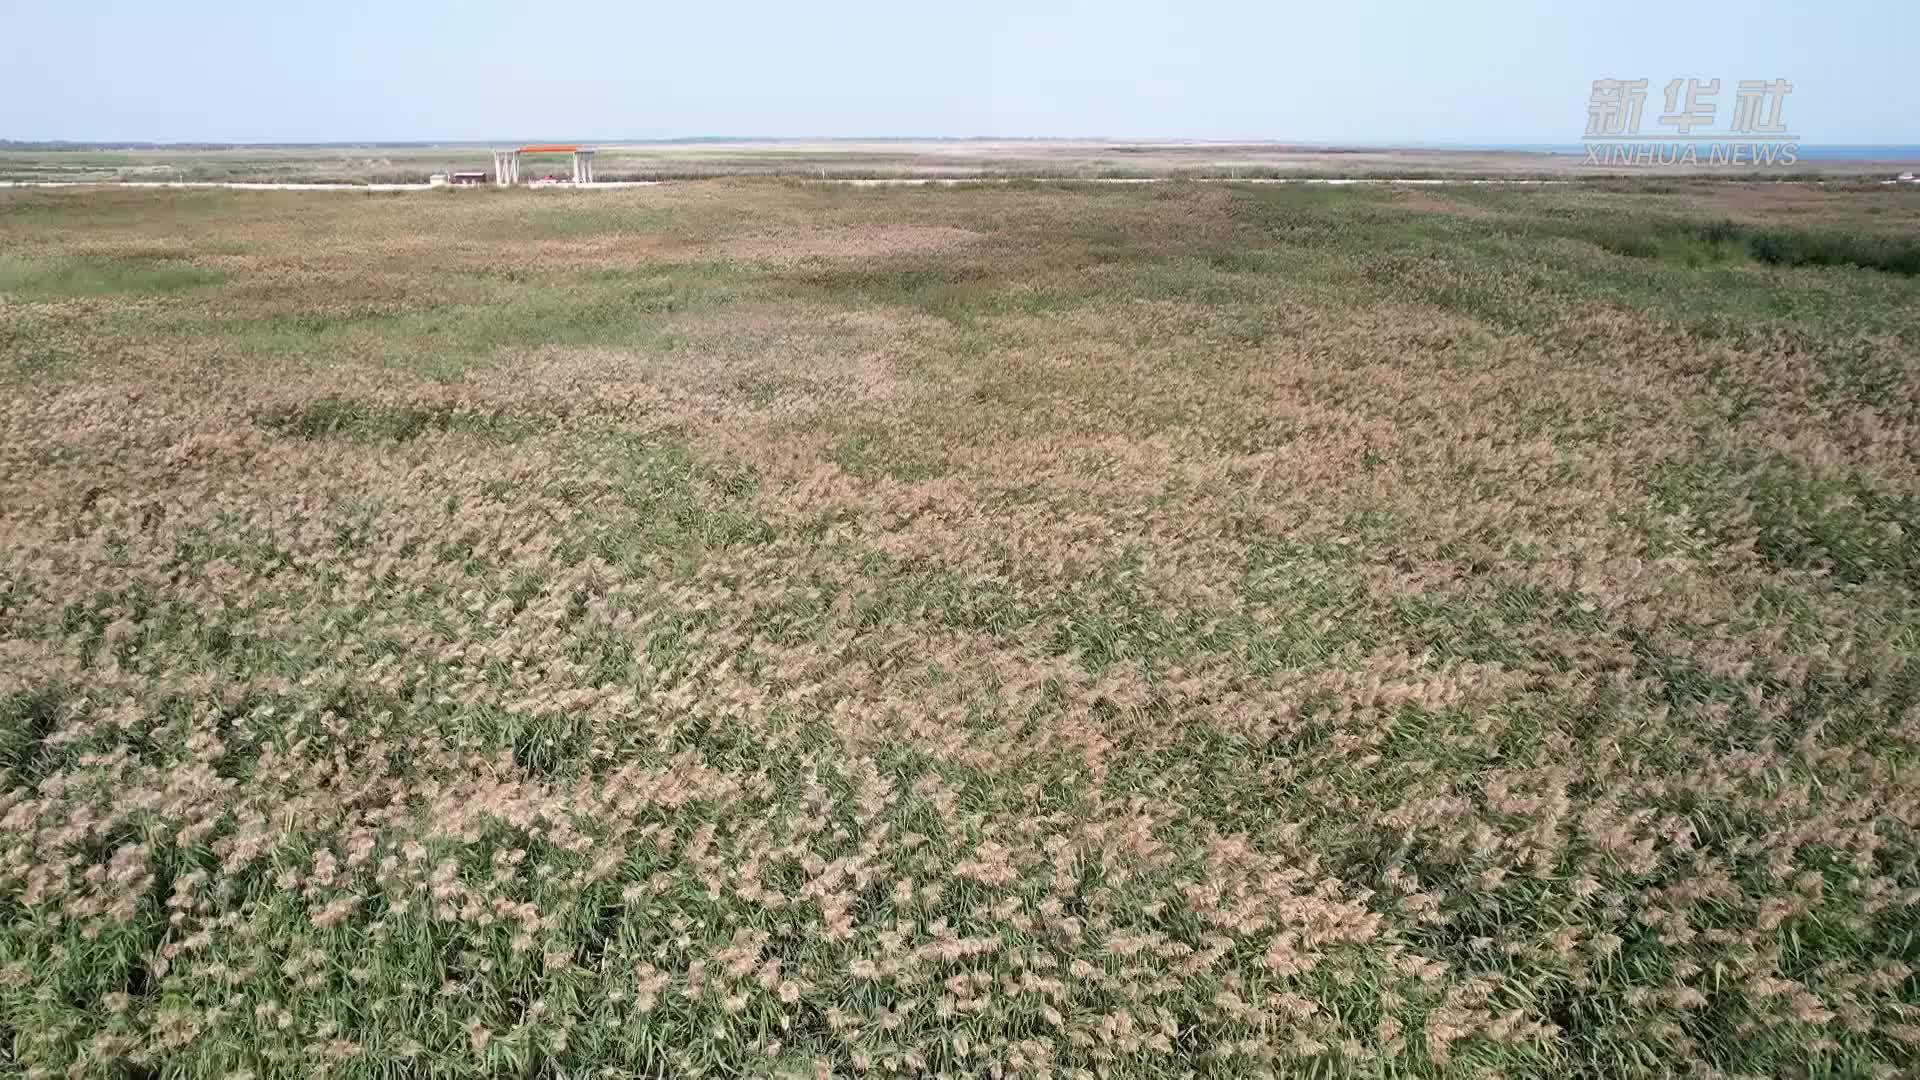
[{"xmin": 2, "ymin": 0, "xmax": 1910, "ymax": 144}]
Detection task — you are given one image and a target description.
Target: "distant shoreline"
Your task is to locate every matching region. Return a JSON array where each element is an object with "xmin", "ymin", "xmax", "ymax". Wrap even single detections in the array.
[
  {"xmin": 5, "ymin": 140, "xmax": 1914, "ymax": 186},
  {"xmin": 5, "ymin": 138, "xmax": 1917, "ymax": 161}
]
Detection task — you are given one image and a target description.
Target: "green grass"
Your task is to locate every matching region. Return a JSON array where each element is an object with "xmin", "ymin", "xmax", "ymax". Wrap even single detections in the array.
[
  {"xmin": 1566, "ymin": 217, "xmax": 1920, "ymax": 276},
  {"xmin": 0, "ymin": 257, "xmax": 226, "ymax": 297}
]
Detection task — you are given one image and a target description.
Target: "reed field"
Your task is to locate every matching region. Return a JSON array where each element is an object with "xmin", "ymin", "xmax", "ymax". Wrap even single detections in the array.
[{"xmin": 2, "ymin": 179, "xmax": 1919, "ymax": 1078}]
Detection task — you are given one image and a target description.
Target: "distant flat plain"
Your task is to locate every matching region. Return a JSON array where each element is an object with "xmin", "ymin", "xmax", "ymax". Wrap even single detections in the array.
[{"xmin": 4, "ymin": 139, "xmax": 1916, "ymax": 184}]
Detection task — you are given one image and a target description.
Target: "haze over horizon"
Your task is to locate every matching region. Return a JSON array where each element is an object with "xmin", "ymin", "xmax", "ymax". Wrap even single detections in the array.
[{"xmin": 4, "ymin": 0, "xmax": 1911, "ymax": 145}]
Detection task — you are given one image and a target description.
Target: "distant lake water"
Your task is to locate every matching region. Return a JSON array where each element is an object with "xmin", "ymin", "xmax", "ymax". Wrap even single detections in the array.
[{"xmin": 1471, "ymin": 143, "xmax": 1920, "ymax": 162}]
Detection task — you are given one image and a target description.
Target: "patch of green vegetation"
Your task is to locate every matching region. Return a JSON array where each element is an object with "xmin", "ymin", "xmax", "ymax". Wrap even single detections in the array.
[
  {"xmin": 224, "ymin": 264, "xmax": 741, "ymax": 373},
  {"xmin": 0, "ymin": 688, "xmax": 64, "ymax": 780},
  {"xmin": 828, "ymin": 423, "xmax": 948, "ymax": 482},
  {"xmin": 1745, "ymin": 224, "xmax": 1920, "ymax": 275},
  {"xmin": 1651, "ymin": 454, "xmax": 1920, "ymax": 587},
  {"xmin": 594, "ymin": 435, "xmax": 773, "ymax": 563},
  {"xmin": 0, "ymin": 257, "xmax": 225, "ymax": 297},
  {"xmin": 251, "ymin": 396, "xmax": 518, "ymax": 442},
  {"xmin": 776, "ymin": 260, "xmax": 1071, "ymax": 325},
  {"xmin": 1587, "ymin": 219, "xmax": 1754, "ymax": 268},
  {"xmin": 1571, "ymin": 218, "xmax": 1920, "ymax": 276}
]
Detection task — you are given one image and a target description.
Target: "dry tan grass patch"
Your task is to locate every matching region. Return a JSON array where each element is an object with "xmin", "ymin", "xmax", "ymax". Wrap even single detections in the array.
[{"xmin": 716, "ymin": 224, "xmax": 985, "ymax": 262}]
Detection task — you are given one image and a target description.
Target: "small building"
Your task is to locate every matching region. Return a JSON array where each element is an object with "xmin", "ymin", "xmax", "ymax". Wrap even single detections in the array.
[{"xmin": 450, "ymin": 172, "xmax": 487, "ymax": 187}]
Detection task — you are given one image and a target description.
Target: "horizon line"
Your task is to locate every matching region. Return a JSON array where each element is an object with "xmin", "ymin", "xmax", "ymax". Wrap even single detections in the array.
[{"xmin": 7, "ymin": 136, "xmax": 1918, "ymax": 149}]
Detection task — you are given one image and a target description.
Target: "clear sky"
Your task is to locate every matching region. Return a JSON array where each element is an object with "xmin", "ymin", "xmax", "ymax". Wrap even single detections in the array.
[{"xmin": 2, "ymin": 0, "xmax": 1910, "ymax": 144}]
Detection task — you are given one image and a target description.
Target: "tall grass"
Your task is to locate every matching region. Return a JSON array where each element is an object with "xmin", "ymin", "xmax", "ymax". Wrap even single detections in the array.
[{"xmin": 1, "ymin": 180, "xmax": 1918, "ymax": 1078}]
